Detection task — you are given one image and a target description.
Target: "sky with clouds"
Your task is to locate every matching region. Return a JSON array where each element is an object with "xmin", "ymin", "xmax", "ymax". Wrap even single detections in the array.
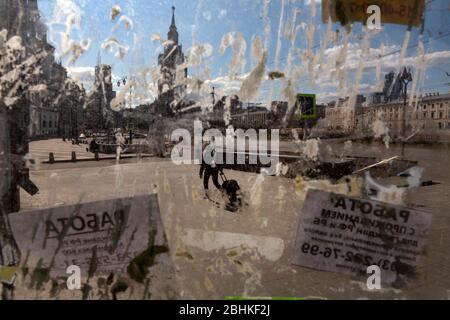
[{"xmin": 37, "ymin": 0, "xmax": 450, "ymax": 105}]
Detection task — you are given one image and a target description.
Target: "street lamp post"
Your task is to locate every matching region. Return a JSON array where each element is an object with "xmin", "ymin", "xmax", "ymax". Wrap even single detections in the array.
[
  {"xmin": 73, "ymin": 103, "xmax": 79, "ymax": 144},
  {"xmin": 129, "ymin": 83, "xmax": 133, "ymax": 145},
  {"xmin": 116, "ymin": 76, "xmax": 134, "ymax": 145},
  {"xmin": 400, "ymin": 67, "xmax": 413, "ymax": 158},
  {"xmin": 401, "ymin": 67, "xmax": 413, "ymax": 107},
  {"xmin": 210, "ymin": 86, "xmax": 216, "ymax": 107}
]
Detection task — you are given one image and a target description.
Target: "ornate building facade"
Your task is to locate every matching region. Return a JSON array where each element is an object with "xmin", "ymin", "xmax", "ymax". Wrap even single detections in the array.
[
  {"xmin": 0, "ymin": 0, "xmax": 47, "ymax": 51},
  {"xmin": 1, "ymin": 0, "xmax": 85, "ymax": 139},
  {"xmin": 154, "ymin": 6, "xmax": 188, "ymax": 114}
]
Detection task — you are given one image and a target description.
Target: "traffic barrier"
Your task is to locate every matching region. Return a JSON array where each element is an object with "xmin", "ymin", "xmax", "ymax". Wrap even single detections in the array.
[
  {"xmin": 49, "ymin": 153, "xmax": 55, "ymax": 164},
  {"xmin": 95, "ymin": 151, "xmax": 99, "ymax": 161},
  {"xmin": 71, "ymin": 151, "xmax": 77, "ymax": 162}
]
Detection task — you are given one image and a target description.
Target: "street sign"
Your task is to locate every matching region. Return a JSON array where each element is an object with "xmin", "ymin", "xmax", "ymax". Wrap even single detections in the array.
[
  {"xmin": 292, "ymin": 190, "xmax": 432, "ymax": 285},
  {"xmin": 295, "ymin": 94, "xmax": 317, "ymax": 120},
  {"xmin": 321, "ymin": 0, "xmax": 425, "ymax": 27},
  {"xmin": 7, "ymin": 194, "xmax": 177, "ymax": 293}
]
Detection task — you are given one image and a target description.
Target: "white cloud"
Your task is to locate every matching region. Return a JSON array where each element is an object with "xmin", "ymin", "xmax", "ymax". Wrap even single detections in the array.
[
  {"xmin": 316, "ymin": 91, "xmax": 339, "ymax": 103},
  {"xmin": 194, "ymin": 40, "xmax": 450, "ymax": 105},
  {"xmin": 45, "ymin": 0, "xmax": 92, "ymax": 65},
  {"xmin": 66, "ymin": 66, "xmax": 121, "ymax": 93},
  {"xmin": 322, "ymin": 43, "xmax": 450, "ymax": 71},
  {"xmin": 66, "ymin": 66, "xmax": 95, "ymax": 90},
  {"xmin": 310, "ymin": 42, "xmax": 450, "ymax": 103},
  {"xmin": 316, "ymin": 83, "xmax": 379, "ymax": 104},
  {"xmin": 49, "ymin": 0, "xmax": 83, "ymax": 26},
  {"xmin": 204, "ymin": 73, "xmax": 250, "ymax": 97}
]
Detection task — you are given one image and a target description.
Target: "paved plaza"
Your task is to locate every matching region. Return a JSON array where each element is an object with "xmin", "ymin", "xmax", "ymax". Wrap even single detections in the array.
[{"xmin": 19, "ymin": 142, "xmax": 450, "ymax": 299}]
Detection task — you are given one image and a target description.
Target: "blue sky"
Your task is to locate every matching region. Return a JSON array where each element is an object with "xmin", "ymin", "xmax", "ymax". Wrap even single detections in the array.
[{"xmin": 37, "ymin": 0, "xmax": 450, "ymax": 104}]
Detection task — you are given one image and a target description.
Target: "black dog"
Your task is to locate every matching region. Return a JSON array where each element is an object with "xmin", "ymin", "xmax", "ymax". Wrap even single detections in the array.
[{"xmin": 220, "ymin": 173, "xmax": 242, "ymax": 212}]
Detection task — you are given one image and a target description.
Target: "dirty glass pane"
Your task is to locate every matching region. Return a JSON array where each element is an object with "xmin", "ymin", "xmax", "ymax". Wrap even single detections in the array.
[{"xmin": 0, "ymin": 0, "xmax": 450, "ymax": 301}]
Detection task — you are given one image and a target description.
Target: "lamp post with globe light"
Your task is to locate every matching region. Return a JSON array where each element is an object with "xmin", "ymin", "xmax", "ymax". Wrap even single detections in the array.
[
  {"xmin": 400, "ymin": 67, "xmax": 413, "ymax": 158},
  {"xmin": 116, "ymin": 76, "xmax": 134, "ymax": 145}
]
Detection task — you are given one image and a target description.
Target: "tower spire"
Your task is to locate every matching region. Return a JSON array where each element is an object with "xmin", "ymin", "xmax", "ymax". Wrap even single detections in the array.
[
  {"xmin": 168, "ymin": 6, "xmax": 179, "ymax": 43},
  {"xmin": 171, "ymin": 6, "xmax": 176, "ymax": 27}
]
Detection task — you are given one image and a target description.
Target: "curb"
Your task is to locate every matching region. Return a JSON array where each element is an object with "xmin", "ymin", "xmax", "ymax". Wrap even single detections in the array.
[{"xmin": 43, "ymin": 154, "xmax": 154, "ymax": 164}]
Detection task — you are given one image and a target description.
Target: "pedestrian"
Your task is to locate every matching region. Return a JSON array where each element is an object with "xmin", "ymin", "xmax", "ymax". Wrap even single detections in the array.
[
  {"xmin": 115, "ymin": 129, "xmax": 126, "ymax": 162},
  {"xmin": 199, "ymin": 138, "xmax": 223, "ymax": 197},
  {"xmin": 89, "ymin": 139, "xmax": 99, "ymax": 153}
]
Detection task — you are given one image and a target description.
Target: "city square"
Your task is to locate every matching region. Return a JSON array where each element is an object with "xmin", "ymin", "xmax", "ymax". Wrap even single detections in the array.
[{"xmin": 1, "ymin": 0, "xmax": 450, "ymax": 303}]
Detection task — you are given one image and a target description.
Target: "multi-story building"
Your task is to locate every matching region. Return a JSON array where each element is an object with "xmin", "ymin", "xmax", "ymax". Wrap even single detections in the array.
[
  {"xmin": 1, "ymin": 0, "xmax": 84, "ymax": 140},
  {"xmin": 0, "ymin": 0, "xmax": 47, "ymax": 51},
  {"xmin": 157, "ymin": 6, "xmax": 188, "ymax": 108},
  {"xmin": 411, "ymin": 93, "xmax": 450, "ymax": 131},
  {"xmin": 147, "ymin": 7, "xmax": 189, "ymax": 117},
  {"xmin": 325, "ymin": 92, "xmax": 450, "ymax": 142},
  {"xmin": 85, "ymin": 61, "xmax": 116, "ymax": 131},
  {"xmin": 324, "ymin": 98, "xmax": 359, "ymax": 133},
  {"xmin": 354, "ymin": 101, "xmax": 407, "ymax": 138},
  {"xmin": 0, "ymin": 0, "xmax": 68, "ymax": 215},
  {"xmin": 59, "ymin": 81, "xmax": 86, "ymax": 139},
  {"xmin": 231, "ymin": 104, "xmax": 270, "ymax": 129},
  {"xmin": 354, "ymin": 93, "xmax": 450, "ymax": 138},
  {"xmin": 29, "ymin": 105, "xmax": 59, "ymax": 137}
]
